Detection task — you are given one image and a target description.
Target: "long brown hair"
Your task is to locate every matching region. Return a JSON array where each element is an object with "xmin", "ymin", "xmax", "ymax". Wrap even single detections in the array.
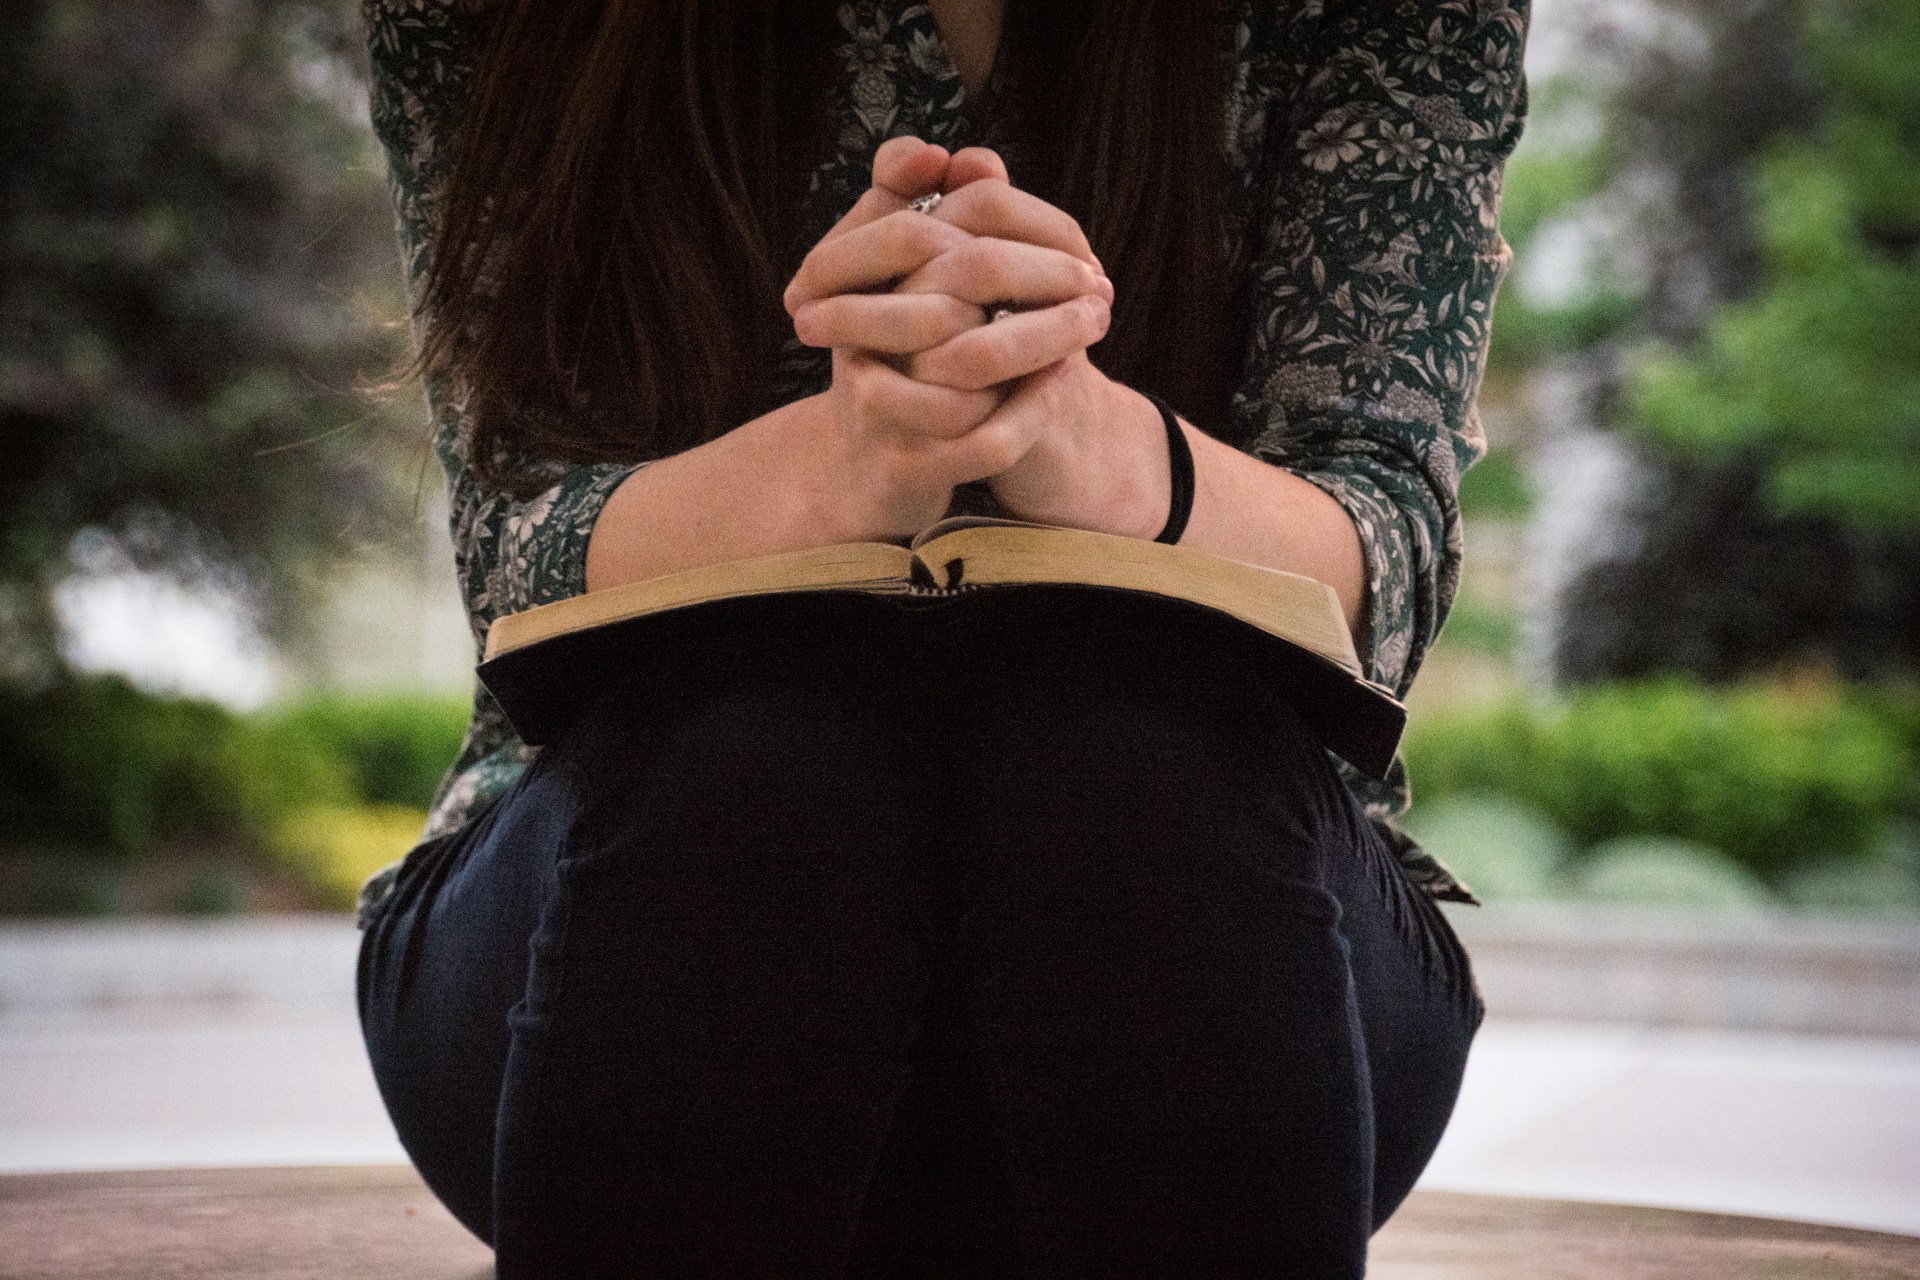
[{"xmin": 422, "ymin": 0, "xmax": 1233, "ymax": 495}]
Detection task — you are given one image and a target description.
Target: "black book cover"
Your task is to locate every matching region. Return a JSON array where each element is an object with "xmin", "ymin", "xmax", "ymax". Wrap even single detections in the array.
[{"xmin": 477, "ymin": 584, "xmax": 1406, "ymax": 780}]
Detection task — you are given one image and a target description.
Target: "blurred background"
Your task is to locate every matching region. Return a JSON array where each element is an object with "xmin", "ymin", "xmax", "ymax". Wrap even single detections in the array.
[{"xmin": 1, "ymin": 0, "xmax": 1917, "ymax": 1243}]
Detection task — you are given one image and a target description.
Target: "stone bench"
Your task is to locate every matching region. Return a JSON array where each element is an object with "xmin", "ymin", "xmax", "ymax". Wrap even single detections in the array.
[{"xmin": 3, "ymin": 1166, "xmax": 1917, "ymax": 1278}]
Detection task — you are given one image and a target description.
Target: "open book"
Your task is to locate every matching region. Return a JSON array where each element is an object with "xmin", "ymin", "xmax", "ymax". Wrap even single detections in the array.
[{"xmin": 476, "ymin": 516, "xmax": 1407, "ymax": 778}]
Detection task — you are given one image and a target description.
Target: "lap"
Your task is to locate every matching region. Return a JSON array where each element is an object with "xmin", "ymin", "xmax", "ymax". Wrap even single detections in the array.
[{"xmin": 359, "ymin": 593, "xmax": 1481, "ymax": 1261}]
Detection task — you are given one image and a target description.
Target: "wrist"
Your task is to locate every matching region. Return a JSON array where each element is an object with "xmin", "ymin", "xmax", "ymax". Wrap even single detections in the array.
[
  {"xmin": 987, "ymin": 379, "xmax": 1168, "ymax": 538},
  {"xmin": 782, "ymin": 391, "xmax": 867, "ymax": 546},
  {"xmin": 784, "ymin": 390, "xmax": 953, "ymax": 545},
  {"xmin": 1090, "ymin": 382, "xmax": 1173, "ymax": 540}
]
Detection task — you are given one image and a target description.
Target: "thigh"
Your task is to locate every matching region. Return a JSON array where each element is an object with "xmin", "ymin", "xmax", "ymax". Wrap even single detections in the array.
[
  {"xmin": 924, "ymin": 590, "xmax": 1483, "ymax": 1273},
  {"xmin": 488, "ymin": 602, "xmax": 948, "ymax": 1277},
  {"xmin": 1319, "ymin": 773, "xmax": 1485, "ymax": 1228},
  {"xmin": 356, "ymin": 750, "xmax": 579, "ymax": 1245},
  {"xmin": 362, "ymin": 598, "xmax": 947, "ymax": 1263},
  {"xmin": 929, "ymin": 592, "xmax": 1381, "ymax": 1277}
]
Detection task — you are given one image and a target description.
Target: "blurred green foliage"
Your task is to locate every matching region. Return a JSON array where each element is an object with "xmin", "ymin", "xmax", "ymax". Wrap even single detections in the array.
[
  {"xmin": 0, "ymin": 675, "xmax": 345, "ymax": 857},
  {"xmin": 14, "ymin": 850, "xmax": 130, "ymax": 917},
  {"xmin": 268, "ymin": 802, "xmax": 431, "ymax": 911},
  {"xmin": 1552, "ymin": 451, "xmax": 1920, "ymax": 685},
  {"xmin": 261, "ymin": 694, "xmax": 469, "ymax": 809},
  {"xmin": 170, "ymin": 862, "xmax": 249, "ymax": 916},
  {"xmin": 1481, "ymin": 123, "xmax": 1644, "ymax": 366},
  {"xmin": 1626, "ymin": 1, "xmax": 1920, "ymax": 533},
  {"xmin": 1404, "ymin": 676, "xmax": 1917, "ymax": 883},
  {"xmin": 1487, "ymin": 286, "xmax": 1641, "ymax": 370},
  {"xmin": 1538, "ymin": 0, "xmax": 1920, "ymax": 684},
  {"xmin": 1433, "ymin": 598, "xmax": 1522, "ymax": 660},
  {"xmin": 0, "ymin": 675, "xmax": 464, "ymax": 869},
  {"xmin": 1403, "ymin": 795, "xmax": 1572, "ymax": 901},
  {"xmin": 1457, "ymin": 449, "xmax": 1534, "ymax": 521},
  {"xmin": 1779, "ymin": 823, "xmax": 1920, "ymax": 919},
  {"xmin": 1563, "ymin": 836, "xmax": 1776, "ymax": 911}
]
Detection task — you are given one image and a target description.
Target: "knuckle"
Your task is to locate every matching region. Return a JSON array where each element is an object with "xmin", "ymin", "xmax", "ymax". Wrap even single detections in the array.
[
  {"xmin": 848, "ymin": 370, "xmax": 888, "ymax": 423},
  {"xmin": 949, "ymin": 237, "xmax": 993, "ymax": 275},
  {"xmin": 948, "ymin": 179, "xmax": 1001, "ymax": 225},
  {"xmin": 923, "ymin": 347, "xmax": 989, "ymax": 394},
  {"xmin": 924, "ymin": 405, "xmax": 978, "ymax": 444},
  {"xmin": 872, "ymin": 447, "xmax": 917, "ymax": 495},
  {"xmin": 918, "ymin": 301, "xmax": 967, "ymax": 349},
  {"xmin": 937, "ymin": 294, "xmax": 980, "ymax": 331},
  {"xmin": 902, "ymin": 214, "xmax": 952, "ymax": 258},
  {"xmin": 904, "ymin": 350, "xmax": 941, "ymax": 386},
  {"xmin": 1080, "ymin": 292, "xmax": 1112, "ymax": 336},
  {"xmin": 978, "ymin": 436, "xmax": 1025, "ymax": 476},
  {"xmin": 887, "ymin": 211, "xmax": 927, "ymax": 249},
  {"xmin": 972, "ymin": 178, "xmax": 1016, "ymax": 218}
]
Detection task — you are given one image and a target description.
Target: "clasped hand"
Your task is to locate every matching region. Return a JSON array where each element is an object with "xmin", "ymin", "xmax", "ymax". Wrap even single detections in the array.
[{"xmin": 782, "ymin": 137, "xmax": 1169, "ymax": 544}]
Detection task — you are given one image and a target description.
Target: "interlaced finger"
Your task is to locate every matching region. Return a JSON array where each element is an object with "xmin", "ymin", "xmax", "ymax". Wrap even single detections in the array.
[
  {"xmin": 841, "ymin": 348, "xmax": 1003, "ymax": 441},
  {"xmin": 783, "ymin": 137, "xmax": 950, "ymax": 313},
  {"xmin": 925, "ymin": 178, "xmax": 1100, "ymax": 272},
  {"xmin": 785, "ymin": 211, "xmax": 974, "ymax": 312},
  {"xmin": 906, "ymin": 294, "xmax": 1111, "ymax": 391},
  {"xmin": 894, "ymin": 237, "xmax": 1111, "ymax": 309},
  {"xmin": 794, "ymin": 292, "xmax": 987, "ymax": 353}
]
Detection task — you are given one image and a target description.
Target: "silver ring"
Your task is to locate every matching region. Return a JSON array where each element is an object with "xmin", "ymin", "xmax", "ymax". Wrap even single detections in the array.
[
  {"xmin": 988, "ymin": 305, "xmax": 1016, "ymax": 323},
  {"xmin": 908, "ymin": 192, "xmax": 943, "ymax": 215}
]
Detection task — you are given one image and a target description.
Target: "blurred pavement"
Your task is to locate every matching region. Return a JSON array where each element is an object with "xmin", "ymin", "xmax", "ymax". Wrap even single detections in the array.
[{"xmin": 2, "ymin": 913, "xmax": 1917, "ymax": 1236}]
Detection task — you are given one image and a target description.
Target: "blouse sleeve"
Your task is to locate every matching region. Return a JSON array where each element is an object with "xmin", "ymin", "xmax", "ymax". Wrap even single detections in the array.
[
  {"xmin": 364, "ymin": 0, "xmax": 642, "ymax": 654},
  {"xmin": 1224, "ymin": 0, "xmax": 1530, "ymax": 697}
]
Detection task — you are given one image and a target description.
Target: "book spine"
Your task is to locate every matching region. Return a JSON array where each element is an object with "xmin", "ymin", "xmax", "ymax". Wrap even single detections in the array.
[{"xmin": 905, "ymin": 554, "xmax": 973, "ymax": 595}]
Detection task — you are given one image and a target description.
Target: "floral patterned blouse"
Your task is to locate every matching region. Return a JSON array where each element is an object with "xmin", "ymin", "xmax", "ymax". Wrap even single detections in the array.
[{"xmin": 355, "ymin": 0, "xmax": 1530, "ymax": 926}]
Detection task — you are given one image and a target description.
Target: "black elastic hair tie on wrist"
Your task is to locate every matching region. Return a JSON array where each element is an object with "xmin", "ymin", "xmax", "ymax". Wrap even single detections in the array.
[{"xmin": 1143, "ymin": 390, "xmax": 1194, "ymax": 545}]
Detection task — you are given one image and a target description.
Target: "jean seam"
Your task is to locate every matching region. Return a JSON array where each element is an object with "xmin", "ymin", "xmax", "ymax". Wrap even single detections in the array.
[{"xmin": 493, "ymin": 769, "xmax": 591, "ymax": 1263}]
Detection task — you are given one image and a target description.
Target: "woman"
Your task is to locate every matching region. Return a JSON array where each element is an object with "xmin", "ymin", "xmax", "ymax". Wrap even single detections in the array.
[{"xmin": 355, "ymin": 1, "xmax": 1528, "ymax": 1274}]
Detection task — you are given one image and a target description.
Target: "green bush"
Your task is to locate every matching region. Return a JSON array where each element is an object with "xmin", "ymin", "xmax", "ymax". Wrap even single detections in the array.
[
  {"xmin": 13, "ymin": 850, "xmax": 129, "ymax": 917},
  {"xmin": 268, "ymin": 803, "xmax": 429, "ymax": 911},
  {"xmin": 1401, "ymin": 794, "xmax": 1571, "ymax": 901},
  {"xmin": 1405, "ymin": 677, "xmax": 1915, "ymax": 882},
  {"xmin": 1458, "ymin": 449, "xmax": 1535, "ymax": 520},
  {"xmin": 0, "ymin": 677, "xmax": 463, "ymax": 870},
  {"xmin": 1561, "ymin": 836, "xmax": 1776, "ymax": 911},
  {"xmin": 1780, "ymin": 858, "xmax": 1920, "ymax": 919},
  {"xmin": 0, "ymin": 675, "xmax": 348, "ymax": 858},
  {"xmin": 1401, "ymin": 698, "xmax": 1539, "ymax": 801},
  {"xmin": 1432, "ymin": 598, "xmax": 1524, "ymax": 660},
  {"xmin": 1778, "ymin": 821, "xmax": 1920, "ymax": 919},
  {"xmin": 170, "ymin": 862, "xmax": 247, "ymax": 916},
  {"xmin": 260, "ymin": 693, "xmax": 468, "ymax": 809}
]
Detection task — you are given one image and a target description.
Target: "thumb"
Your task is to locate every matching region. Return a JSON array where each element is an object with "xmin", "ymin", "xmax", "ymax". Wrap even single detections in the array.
[
  {"xmin": 941, "ymin": 146, "xmax": 1009, "ymax": 192},
  {"xmin": 801, "ymin": 136, "xmax": 952, "ymax": 266},
  {"xmin": 872, "ymin": 135, "xmax": 951, "ymax": 199}
]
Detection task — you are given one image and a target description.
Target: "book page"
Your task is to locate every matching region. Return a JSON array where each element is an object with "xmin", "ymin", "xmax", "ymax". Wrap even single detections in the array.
[
  {"xmin": 916, "ymin": 523, "xmax": 1362, "ymax": 676},
  {"xmin": 483, "ymin": 542, "xmax": 916, "ymax": 660}
]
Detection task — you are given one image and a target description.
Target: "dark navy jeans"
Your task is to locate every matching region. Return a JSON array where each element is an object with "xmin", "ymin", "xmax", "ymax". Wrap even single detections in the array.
[{"xmin": 357, "ymin": 591, "xmax": 1483, "ymax": 1278}]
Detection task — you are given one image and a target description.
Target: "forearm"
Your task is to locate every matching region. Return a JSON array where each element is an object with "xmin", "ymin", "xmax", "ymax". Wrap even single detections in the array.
[
  {"xmin": 1180, "ymin": 420, "xmax": 1369, "ymax": 645},
  {"xmin": 584, "ymin": 392, "xmax": 850, "ymax": 593},
  {"xmin": 1039, "ymin": 381, "xmax": 1370, "ymax": 648}
]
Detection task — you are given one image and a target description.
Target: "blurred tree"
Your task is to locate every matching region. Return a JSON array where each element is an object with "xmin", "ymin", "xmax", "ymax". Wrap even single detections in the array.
[
  {"xmin": 1487, "ymin": 0, "xmax": 1823, "ymax": 370},
  {"xmin": 1555, "ymin": 451, "xmax": 1919, "ymax": 682},
  {"xmin": 0, "ymin": 0, "xmax": 412, "ymax": 685},
  {"xmin": 1548, "ymin": 0, "xmax": 1920, "ymax": 683},
  {"xmin": 1626, "ymin": 0, "xmax": 1920, "ymax": 533}
]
